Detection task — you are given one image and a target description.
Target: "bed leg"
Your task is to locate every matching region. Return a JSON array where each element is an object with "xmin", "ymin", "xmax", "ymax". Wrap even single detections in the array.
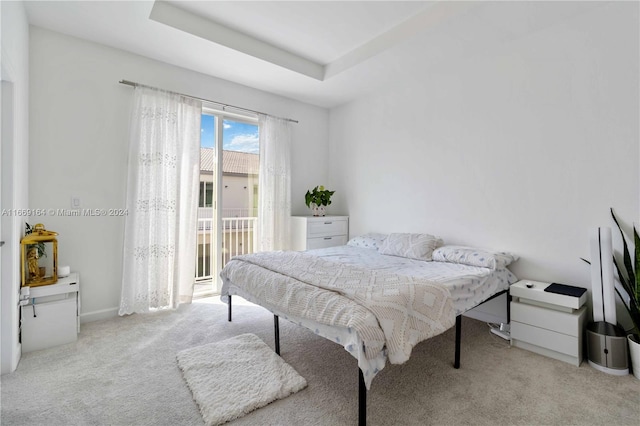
[
  {"xmin": 227, "ymin": 295, "xmax": 232, "ymax": 322},
  {"xmin": 454, "ymin": 315, "xmax": 462, "ymax": 369},
  {"xmin": 358, "ymin": 369, "xmax": 367, "ymax": 426},
  {"xmin": 274, "ymin": 315, "xmax": 280, "ymax": 355}
]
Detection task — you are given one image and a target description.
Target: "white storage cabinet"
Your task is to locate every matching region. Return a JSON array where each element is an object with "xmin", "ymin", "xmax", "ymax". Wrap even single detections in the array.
[
  {"xmin": 20, "ymin": 272, "xmax": 80, "ymax": 352},
  {"xmin": 290, "ymin": 216, "xmax": 349, "ymax": 251},
  {"xmin": 510, "ymin": 279, "xmax": 587, "ymax": 366}
]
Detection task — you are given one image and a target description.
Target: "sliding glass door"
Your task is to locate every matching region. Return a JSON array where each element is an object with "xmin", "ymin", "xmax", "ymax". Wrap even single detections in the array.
[{"xmin": 194, "ymin": 111, "xmax": 259, "ymax": 297}]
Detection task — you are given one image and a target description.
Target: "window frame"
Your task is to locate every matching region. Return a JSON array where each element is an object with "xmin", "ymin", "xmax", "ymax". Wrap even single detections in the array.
[{"xmin": 199, "ymin": 107, "xmax": 259, "ymax": 294}]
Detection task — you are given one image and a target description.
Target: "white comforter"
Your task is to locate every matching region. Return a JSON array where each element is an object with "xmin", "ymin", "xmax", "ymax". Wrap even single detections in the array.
[
  {"xmin": 220, "ymin": 246, "xmax": 517, "ymax": 388},
  {"xmin": 220, "ymin": 250, "xmax": 456, "ymax": 364}
]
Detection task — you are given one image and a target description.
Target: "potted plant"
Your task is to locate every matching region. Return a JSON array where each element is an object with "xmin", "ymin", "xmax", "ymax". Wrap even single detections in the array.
[
  {"xmin": 610, "ymin": 208, "xmax": 640, "ymax": 379},
  {"xmin": 304, "ymin": 185, "xmax": 335, "ymax": 217}
]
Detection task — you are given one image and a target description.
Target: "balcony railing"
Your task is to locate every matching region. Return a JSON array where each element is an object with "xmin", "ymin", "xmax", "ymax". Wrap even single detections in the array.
[
  {"xmin": 197, "ymin": 207, "xmax": 257, "ymax": 221},
  {"xmin": 195, "ymin": 215, "xmax": 258, "ymax": 285}
]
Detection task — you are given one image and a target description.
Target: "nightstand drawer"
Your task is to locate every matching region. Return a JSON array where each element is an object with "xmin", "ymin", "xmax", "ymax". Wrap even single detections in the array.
[
  {"xmin": 307, "ymin": 219, "xmax": 348, "ymax": 238},
  {"xmin": 307, "ymin": 235, "xmax": 348, "ymax": 250},
  {"xmin": 511, "ymin": 322, "xmax": 579, "ymax": 357},
  {"xmin": 511, "ymin": 302, "xmax": 586, "ymax": 337}
]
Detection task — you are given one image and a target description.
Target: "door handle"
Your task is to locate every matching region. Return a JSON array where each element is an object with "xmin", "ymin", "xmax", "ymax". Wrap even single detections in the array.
[{"xmin": 0, "ymin": 241, "xmax": 4, "ymax": 247}]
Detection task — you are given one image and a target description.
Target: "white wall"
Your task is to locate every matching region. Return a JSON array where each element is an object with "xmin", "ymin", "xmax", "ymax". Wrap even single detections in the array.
[
  {"xmin": 29, "ymin": 27, "xmax": 329, "ymax": 321},
  {"xmin": 329, "ymin": 3, "xmax": 639, "ymax": 319},
  {"xmin": 1, "ymin": 0, "xmax": 30, "ymax": 374}
]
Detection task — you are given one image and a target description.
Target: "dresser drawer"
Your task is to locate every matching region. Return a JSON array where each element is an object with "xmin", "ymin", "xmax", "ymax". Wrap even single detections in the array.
[
  {"xmin": 307, "ymin": 219, "xmax": 348, "ymax": 237},
  {"xmin": 511, "ymin": 302, "xmax": 586, "ymax": 337},
  {"xmin": 511, "ymin": 321, "xmax": 579, "ymax": 357},
  {"xmin": 307, "ymin": 235, "xmax": 348, "ymax": 250}
]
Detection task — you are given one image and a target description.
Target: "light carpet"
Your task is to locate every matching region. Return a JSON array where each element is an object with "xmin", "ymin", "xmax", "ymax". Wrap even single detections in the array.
[
  {"xmin": 1, "ymin": 299, "xmax": 639, "ymax": 425},
  {"xmin": 177, "ymin": 333, "xmax": 307, "ymax": 426}
]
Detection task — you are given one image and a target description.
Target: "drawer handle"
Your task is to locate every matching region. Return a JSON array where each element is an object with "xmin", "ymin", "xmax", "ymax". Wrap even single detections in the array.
[
  {"xmin": 324, "ymin": 221, "xmax": 333, "ymax": 224},
  {"xmin": 324, "ymin": 237, "xmax": 332, "ymax": 240}
]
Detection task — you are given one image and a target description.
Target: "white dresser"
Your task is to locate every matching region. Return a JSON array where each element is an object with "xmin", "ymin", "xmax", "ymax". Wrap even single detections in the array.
[
  {"xmin": 290, "ymin": 216, "xmax": 349, "ymax": 251},
  {"xmin": 510, "ymin": 279, "xmax": 587, "ymax": 366}
]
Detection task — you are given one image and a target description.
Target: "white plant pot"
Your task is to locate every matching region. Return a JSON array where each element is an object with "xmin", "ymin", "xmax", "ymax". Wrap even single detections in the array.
[
  {"xmin": 310, "ymin": 203, "xmax": 326, "ymax": 217},
  {"xmin": 629, "ymin": 334, "xmax": 640, "ymax": 380}
]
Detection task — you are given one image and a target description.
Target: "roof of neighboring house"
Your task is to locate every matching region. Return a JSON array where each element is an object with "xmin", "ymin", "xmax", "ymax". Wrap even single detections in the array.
[
  {"xmin": 200, "ymin": 148, "xmax": 259, "ymax": 175},
  {"xmin": 200, "ymin": 148, "xmax": 215, "ymax": 172}
]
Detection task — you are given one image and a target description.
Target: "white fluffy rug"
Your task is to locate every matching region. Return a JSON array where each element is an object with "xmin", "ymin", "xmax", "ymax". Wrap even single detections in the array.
[{"xmin": 177, "ymin": 333, "xmax": 307, "ymax": 426}]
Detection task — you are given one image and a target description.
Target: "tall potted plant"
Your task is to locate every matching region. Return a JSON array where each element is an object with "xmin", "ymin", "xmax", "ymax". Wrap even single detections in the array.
[
  {"xmin": 304, "ymin": 185, "xmax": 335, "ymax": 217},
  {"xmin": 610, "ymin": 208, "xmax": 640, "ymax": 379}
]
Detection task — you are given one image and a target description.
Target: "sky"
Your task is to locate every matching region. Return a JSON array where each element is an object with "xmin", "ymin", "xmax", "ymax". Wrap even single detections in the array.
[{"xmin": 201, "ymin": 115, "xmax": 259, "ymax": 154}]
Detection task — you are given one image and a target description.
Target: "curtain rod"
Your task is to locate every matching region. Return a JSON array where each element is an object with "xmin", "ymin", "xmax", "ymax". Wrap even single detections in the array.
[{"xmin": 119, "ymin": 80, "xmax": 299, "ymax": 124}]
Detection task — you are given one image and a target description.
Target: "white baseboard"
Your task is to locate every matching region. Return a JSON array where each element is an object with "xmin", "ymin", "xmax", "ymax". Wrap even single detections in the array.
[{"xmin": 80, "ymin": 307, "xmax": 119, "ymax": 324}]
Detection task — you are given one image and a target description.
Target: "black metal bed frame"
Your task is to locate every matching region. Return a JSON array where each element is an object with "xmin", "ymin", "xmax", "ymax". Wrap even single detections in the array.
[{"xmin": 227, "ymin": 289, "xmax": 510, "ymax": 426}]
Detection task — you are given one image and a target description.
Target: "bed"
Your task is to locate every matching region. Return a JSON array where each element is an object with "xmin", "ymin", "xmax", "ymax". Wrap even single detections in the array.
[{"xmin": 220, "ymin": 233, "xmax": 518, "ymax": 425}]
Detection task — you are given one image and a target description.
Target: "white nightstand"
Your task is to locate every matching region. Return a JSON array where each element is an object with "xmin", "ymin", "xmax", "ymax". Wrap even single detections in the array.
[
  {"xmin": 510, "ymin": 279, "xmax": 587, "ymax": 366},
  {"xmin": 290, "ymin": 216, "xmax": 349, "ymax": 250},
  {"xmin": 20, "ymin": 272, "xmax": 80, "ymax": 352}
]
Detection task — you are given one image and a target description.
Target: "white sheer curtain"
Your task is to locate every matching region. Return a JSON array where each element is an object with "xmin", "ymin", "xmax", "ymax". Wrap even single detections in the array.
[
  {"xmin": 119, "ymin": 86, "xmax": 201, "ymax": 315},
  {"xmin": 257, "ymin": 114, "xmax": 292, "ymax": 252}
]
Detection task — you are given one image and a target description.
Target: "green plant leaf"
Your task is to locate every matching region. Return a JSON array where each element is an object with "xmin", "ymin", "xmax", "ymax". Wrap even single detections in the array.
[
  {"xmin": 614, "ymin": 256, "xmax": 633, "ymax": 302},
  {"xmin": 612, "ymin": 208, "xmax": 635, "ymax": 288},
  {"xmin": 635, "ymin": 224, "xmax": 640, "ymax": 304},
  {"xmin": 610, "ymin": 208, "xmax": 640, "ymax": 335},
  {"xmin": 304, "ymin": 185, "xmax": 334, "ymax": 208},
  {"xmin": 613, "ymin": 255, "xmax": 640, "ymax": 335}
]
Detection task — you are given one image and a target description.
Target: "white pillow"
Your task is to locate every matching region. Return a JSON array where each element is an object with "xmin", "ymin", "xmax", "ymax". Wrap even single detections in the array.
[
  {"xmin": 432, "ymin": 246, "xmax": 519, "ymax": 269},
  {"xmin": 347, "ymin": 233, "xmax": 388, "ymax": 251},
  {"xmin": 492, "ymin": 251, "xmax": 519, "ymax": 269},
  {"xmin": 378, "ymin": 233, "xmax": 443, "ymax": 261}
]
